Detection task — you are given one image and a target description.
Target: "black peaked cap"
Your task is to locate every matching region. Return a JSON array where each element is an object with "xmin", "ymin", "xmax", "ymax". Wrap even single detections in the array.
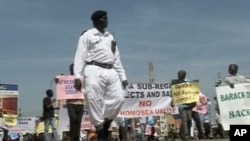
[{"xmin": 91, "ymin": 10, "xmax": 107, "ymax": 21}]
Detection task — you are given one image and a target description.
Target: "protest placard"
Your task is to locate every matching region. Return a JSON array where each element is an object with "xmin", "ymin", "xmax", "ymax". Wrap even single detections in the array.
[
  {"xmin": 192, "ymin": 92, "xmax": 210, "ymax": 114},
  {"xmin": 171, "ymin": 82, "xmax": 199, "ymax": 106},
  {"xmin": 118, "ymin": 83, "xmax": 178, "ymax": 118},
  {"xmin": 56, "ymin": 75, "xmax": 84, "ymax": 100},
  {"xmin": 216, "ymin": 83, "xmax": 250, "ymax": 130},
  {"xmin": 8, "ymin": 117, "xmax": 37, "ymax": 134},
  {"xmin": 3, "ymin": 114, "xmax": 17, "ymax": 126}
]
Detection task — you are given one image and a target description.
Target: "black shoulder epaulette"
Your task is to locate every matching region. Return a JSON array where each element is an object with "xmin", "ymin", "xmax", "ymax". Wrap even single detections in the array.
[{"xmin": 80, "ymin": 30, "xmax": 87, "ymax": 36}]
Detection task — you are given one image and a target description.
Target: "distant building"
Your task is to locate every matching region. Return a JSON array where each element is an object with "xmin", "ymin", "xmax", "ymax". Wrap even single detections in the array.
[{"xmin": 0, "ymin": 84, "xmax": 18, "ymax": 116}]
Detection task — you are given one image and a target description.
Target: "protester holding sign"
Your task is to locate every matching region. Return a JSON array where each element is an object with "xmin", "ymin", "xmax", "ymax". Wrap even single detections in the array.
[
  {"xmin": 190, "ymin": 91, "xmax": 210, "ymax": 139},
  {"xmin": 55, "ymin": 63, "xmax": 84, "ymax": 141},
  {"xmin": 66, "ymin": 64, "xmax": 84, "ymax": 141},
  {"xmin": 214, "ymin": 64, "xmax": 250, "ymax": 136},
  {"xmin": 186, "ymin": 83, "xmax": 206, "ymax": 139},
  {"xmin": 219, "ymin": 64, "xmax": 250, "ymax": 88},
  {"xmin": 171, "ymin": 70, "xmax": 199, "ymax": 141}
]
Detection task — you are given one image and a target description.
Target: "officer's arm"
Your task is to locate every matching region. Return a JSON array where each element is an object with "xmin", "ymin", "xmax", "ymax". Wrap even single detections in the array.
[
  {"xmin": 113, "ymin": 46, "xmax": 127, "ymax": 82},
  {"xmin": 74, "ymin": 34, "xmax": 89, "ymax": 79}
]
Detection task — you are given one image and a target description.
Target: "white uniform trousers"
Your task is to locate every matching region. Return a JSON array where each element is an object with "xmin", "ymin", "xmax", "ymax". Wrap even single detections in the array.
[{"xmin": 84, "ymin": 65, "xmax": 124, "ymax": 126}]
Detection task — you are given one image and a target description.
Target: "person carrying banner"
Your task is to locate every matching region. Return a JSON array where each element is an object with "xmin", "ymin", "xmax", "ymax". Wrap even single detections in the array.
[
  {"xmin": 42, "ymin": 89, "xmax": 59, "ymax": 141},
  {"xmin": 224, "ymin": 64, "xmax": 250, "ymax": 88},
  {"xmin": 178, "ymin": 78, "xmax": 205, "ymax": 139},
  {"xmin": 213, "ymin": 64, "xmax": 250, "ymax": 139},
  {"xmin": 171, "ymin": 70, "xmax": 197, "ymax": 141},
  {"xmin": 73, "ymin": 10, "xmax": 128, "ymax": 141},
  {"xmin": 54, "ymin": 63, "xmax": 84, "ymax": 141},
  {"xmin": 216, "ymin": 64, "xmax": 250, "ymax": 88}
]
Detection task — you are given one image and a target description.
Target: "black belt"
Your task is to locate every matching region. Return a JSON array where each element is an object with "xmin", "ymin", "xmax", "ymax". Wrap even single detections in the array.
[{"xmin": 86, "ymin": 61, "xmax": 113, "ymax": 69}]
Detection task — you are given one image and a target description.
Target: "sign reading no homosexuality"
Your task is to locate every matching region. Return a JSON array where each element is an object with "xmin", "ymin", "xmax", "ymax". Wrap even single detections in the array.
[{"xmin": 118, "ymin": 83, "xmax": 178, "ymax": 118}]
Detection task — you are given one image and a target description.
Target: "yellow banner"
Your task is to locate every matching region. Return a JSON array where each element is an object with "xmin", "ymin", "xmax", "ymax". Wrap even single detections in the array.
[
  {"xmin": 171, "ymin": 82, "xmax": 199, "ymax": 106},
  {"xmin": 3, "ymin": 114, "xmax": 17, "ymax": 126},
  {"xmin": 36, "ymin": 118, "xmax": 58, "ymax": 134}
]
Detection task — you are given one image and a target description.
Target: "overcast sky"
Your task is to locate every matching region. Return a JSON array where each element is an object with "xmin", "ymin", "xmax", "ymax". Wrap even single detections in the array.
[{"xmin": 1, "ymin": 0, "xmax": 250, "ymax": 116}]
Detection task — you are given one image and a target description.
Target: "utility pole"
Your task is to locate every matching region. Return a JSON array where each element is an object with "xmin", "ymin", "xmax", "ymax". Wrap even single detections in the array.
[{"xmin": 148, "ymin": 61, "xmax": 155, "ymax": 83}]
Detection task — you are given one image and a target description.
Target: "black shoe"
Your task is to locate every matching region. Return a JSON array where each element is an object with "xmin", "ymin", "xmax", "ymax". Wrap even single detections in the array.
[
  {"xmin": 103, "ymin": 119, "xmax": 113, "ymax": 140},
  {"xmin": 96, "ymin": 126, "xmax": 106, "ymax": 141},
  {"xmin": 208, "ymin": 136, "xmax": 213, "ymax": 139},
  {"xmin": 198, "ymin": 134, "xmax": 206, "ymax": 139},
  {"xmin": 103, "ymin": 119, "xmax": 113, "ymax": 131}
]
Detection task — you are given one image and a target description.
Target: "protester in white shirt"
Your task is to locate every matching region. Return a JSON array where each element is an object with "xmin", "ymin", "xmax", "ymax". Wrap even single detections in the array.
[{"xmin": 224, "ymin": 64, "xmax": 250, "ymax": 88}]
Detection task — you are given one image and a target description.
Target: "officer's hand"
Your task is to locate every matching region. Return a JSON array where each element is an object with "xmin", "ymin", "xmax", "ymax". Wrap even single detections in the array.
[
  {"xmin": 122, "ymin": 80, "xmax": 128, "ymax": 89},
  {"xmin": 74, "ymin": 79, "xmax": 82, "ymax": 92},
  {"xmin": 111, "ymin": 40, "xmax": 116, "ymax": 54}
]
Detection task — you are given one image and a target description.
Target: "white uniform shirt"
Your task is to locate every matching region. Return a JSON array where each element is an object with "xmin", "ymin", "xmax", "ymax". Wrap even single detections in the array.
[{"xmin": 74, "ymin": 28, "xmax": 127, "ymax": 81}]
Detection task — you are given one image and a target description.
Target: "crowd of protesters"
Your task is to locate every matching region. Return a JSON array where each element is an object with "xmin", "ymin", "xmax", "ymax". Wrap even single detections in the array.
[
  {"xmin": 1, "ymin": 10, "xmax": 249, "ymax": 141},
  {"xmin": 2, "ymin": 63, "xmax": 249, "ymax": 141}
]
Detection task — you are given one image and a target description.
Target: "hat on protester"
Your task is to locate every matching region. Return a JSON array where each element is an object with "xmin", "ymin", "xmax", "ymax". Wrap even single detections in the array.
[{"xmin": 91, "ymin": 10, "xmax": 107, "ymax": 21}]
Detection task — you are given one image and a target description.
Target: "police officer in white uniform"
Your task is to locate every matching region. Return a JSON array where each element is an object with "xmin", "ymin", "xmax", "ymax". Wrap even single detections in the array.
[{"xmin": 73, "ymin": 10, "xmax": 128, "ymax": 141}]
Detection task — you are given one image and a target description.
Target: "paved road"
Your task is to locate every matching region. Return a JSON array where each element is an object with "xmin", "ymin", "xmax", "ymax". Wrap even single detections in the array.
[
  {"xmin": 132, "ymin": 139, "xmax": 230, "ymax": 141},
  {"xmin": 175, "ymin": 139, "xmax": 229, "ymax": 141}
]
